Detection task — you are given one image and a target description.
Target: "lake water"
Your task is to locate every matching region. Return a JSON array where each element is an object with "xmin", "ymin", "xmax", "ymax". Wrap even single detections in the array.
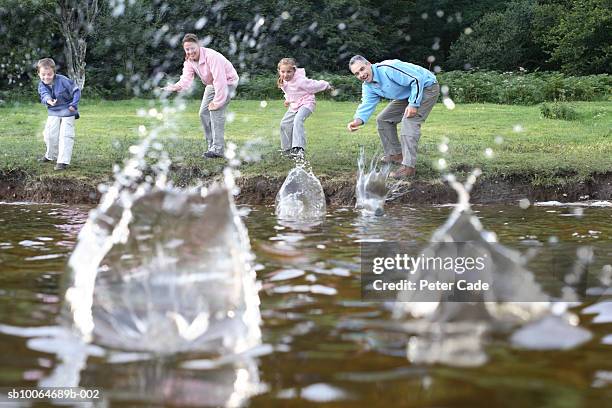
[{"xmin": 0, "ymin": 202, "xmax": 610, "ymax": 406}]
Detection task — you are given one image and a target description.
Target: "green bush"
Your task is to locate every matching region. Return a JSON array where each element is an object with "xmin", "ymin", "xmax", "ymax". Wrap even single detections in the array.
[
  {"xmin": 437, "ymin": 71, "xmax": 610, "ymax": 105},
  {"xmin": 235, "ymin": 70, "xmax": 610, "ymax": 105},
  {"xmin": 540, "ymin": 102, "xmax": 579, "ymax": 120}
]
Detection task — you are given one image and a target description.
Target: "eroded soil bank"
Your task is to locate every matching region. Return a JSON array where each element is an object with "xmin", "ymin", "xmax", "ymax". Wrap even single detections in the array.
[{"xmin": 2, "ymin": 171, "xmax": 611, "ymax": 206}]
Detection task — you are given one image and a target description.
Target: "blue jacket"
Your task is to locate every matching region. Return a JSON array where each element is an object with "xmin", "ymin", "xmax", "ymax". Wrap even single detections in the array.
[
  {"xmin": 37, "ymin": 74, "xmax": 81, "ymax": 118},
  {"xmin": 354, "ymin": 60, "xmax": 437, "ymax": 123}
]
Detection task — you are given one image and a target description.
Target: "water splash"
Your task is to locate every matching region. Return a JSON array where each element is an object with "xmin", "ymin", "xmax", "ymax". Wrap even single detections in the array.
[
  {"xmin": 275, "ymin": 163, "xmax": 326, "ymax": 226},
  {"xmin": 391, "ymin": 170, "xmax": 592, "ymax": 366},
  {"xmin": 355, "ymin": 147, "xmax": 391, "ymax": 216},
  {"xmin": 63, "ymin": 132, "xmax": 261, "ymax": 355}
]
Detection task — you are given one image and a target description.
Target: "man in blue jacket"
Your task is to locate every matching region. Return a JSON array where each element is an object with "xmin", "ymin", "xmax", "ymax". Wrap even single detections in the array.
[{"xmin": 346, "ymin": 55, "xmax": 439, "ymax": 178}]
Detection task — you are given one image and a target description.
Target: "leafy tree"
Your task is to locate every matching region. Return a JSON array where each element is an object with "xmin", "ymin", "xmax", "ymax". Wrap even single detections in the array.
[
  {"xmin": 0, "ymin": 0, "xmax": 59, "ymax": 92},
  {"xmin": 447, "ymin": 0, "xmax": 549, "ymax": 71},
  {"xmin": 34, "ymin": 0, "xmax": 101, "ymax": 89},
  {"xmin": 537, "ymin": 0, "xmax": 611, "ymax": 74}
]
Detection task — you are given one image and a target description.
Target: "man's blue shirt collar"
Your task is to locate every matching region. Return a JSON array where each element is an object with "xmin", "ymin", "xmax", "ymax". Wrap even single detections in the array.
[{"xmin": 371, "ymin": 64, "xmax": 381, "ymax": 84}]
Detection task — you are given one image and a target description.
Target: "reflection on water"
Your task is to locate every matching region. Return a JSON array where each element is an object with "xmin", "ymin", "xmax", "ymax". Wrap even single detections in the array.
[{"xmin": 0, "ymin": 202, "xmax": 611, "ymax": 406}]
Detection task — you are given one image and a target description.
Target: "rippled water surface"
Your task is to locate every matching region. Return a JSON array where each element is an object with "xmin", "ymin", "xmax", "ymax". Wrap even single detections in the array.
[{"xmin": 0, "ymin": 202, "xmax": 611, "ymax": 406}]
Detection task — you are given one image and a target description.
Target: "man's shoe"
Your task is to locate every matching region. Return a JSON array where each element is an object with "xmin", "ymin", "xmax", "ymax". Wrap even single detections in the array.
[
  {"xmin": 203, "ymin": 151, "xmax": 224, "ymax": 159},
  {"xmin": 390, "ymin": 165, "xmax": 416, "ymax": 179},
  {"xmin": 54, "ymin": 163, "xmax": 69, "ymax": 171},
  {"xmin": 380, "ymin": 153, "xmax": 403, "ymax": 164},
  {"xmin": 290, "ymin": 146, "xmax": 305, "ymax": 158},
  {"xmin": 38, "ymin": 156, "xmax": 52, "ymax": 163}
]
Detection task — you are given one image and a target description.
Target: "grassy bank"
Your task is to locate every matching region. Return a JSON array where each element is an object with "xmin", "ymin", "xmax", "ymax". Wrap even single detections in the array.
[{"xmin": 0, "ymin": 99, "xmax": 610, "ymax": 199}]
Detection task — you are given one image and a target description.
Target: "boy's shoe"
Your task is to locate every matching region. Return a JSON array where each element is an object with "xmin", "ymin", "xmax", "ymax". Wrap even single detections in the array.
[
  {"xmin": 38, "ymin": 156, "xmax": 52, "ymax": 163},
  {"xmin": 380, "ymin": 153, "xmax": 403, "ymax": 164},
  {"xmin": 54, "ymin": 163, "xmax": 69, "ymax": 171},
  {"xmin": 290, "ymin": 147, "xmax": 305, "ymax": 158},
  {"xmin": 390, "ymin": 165, "xmax": 416, "ymax": 179},
  {"xmin": 203, "ymin": 151, "xmax": 224, "ymax": 159}
]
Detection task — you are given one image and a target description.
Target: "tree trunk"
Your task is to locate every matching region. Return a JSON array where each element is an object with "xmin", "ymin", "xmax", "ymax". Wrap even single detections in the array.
[{"xmin": 53, "ymin": 0, "xmax": 99, "ymax": 89}]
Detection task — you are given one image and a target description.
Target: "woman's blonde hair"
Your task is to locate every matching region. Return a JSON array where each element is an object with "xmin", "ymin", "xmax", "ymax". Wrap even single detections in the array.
[{"xmin": 277, "ymin": 58, "xmax": 297, "ymax": 88}]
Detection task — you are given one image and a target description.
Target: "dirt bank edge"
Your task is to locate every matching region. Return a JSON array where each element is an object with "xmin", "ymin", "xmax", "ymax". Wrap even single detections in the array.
[{"xmin": 2, "ymin": 171, "xmax": 611, "ymax": 206}]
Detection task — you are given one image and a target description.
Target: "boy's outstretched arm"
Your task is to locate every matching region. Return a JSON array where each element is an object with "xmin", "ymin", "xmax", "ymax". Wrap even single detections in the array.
[{"xmin": 37, "ymin": 82, "xmax": 55, "ymax": 106}]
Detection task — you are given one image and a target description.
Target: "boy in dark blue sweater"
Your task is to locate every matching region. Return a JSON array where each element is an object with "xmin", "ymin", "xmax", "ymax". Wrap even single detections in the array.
[{"xmin": 36, "ymin": 58, "xmax": 81, "ymax": 170}]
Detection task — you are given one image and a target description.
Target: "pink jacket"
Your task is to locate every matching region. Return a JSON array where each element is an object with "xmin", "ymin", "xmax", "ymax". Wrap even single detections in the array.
[
  {"xmin": 173, "ymin": 47, "xmax": 239, "ymax": 105},
  {"xmin": 280, "ymin": 68, "xmax": 330, "ymax": 112}
]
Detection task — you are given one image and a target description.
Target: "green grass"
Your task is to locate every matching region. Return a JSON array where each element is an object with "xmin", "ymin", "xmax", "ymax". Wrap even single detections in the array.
[{"xmin": 0, "ymin": 99, "xmax": 610, "ymax": 187}]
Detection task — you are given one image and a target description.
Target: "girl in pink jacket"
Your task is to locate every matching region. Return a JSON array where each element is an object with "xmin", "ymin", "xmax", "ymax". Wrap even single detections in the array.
[{"xmin": 278, "ymin": 58, "xmax": 332, "ymax": 158}]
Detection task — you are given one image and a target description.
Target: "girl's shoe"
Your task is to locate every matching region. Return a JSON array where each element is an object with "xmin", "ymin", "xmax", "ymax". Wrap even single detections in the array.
[
  {"xmin": 203, "ymin": 151, "xmax": 224, "ymax": 159},
  {"xmin": 290, "ymin": 147, "xmax": 305, "ymax": 158}
]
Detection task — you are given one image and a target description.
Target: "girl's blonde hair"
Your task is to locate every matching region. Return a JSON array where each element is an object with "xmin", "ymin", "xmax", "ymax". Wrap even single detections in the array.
[{"xmin": 277, "ymin": 58, "xmax": 297, "ymax": 88}]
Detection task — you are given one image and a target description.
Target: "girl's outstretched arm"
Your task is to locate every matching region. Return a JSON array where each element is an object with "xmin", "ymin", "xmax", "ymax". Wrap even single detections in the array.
[{"xmin": 299, "ymin": 77, "xmax": 330, "ymax": 94}]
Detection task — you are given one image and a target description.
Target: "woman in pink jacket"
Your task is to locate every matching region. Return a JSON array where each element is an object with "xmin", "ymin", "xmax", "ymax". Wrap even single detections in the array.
[
  {"xmin": 164, "ymin": 33, "xmax": 238, "ymax": 159},
  {"xmin": 278, "ymin": 58, "xmax": 332, "ymax": 158}
]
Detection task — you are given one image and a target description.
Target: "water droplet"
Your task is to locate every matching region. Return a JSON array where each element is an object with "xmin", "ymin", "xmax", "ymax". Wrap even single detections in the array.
[
  {"xmin": 338, "ymin": 23, "xmax": 346, "ymax": 30},
  {"xmin": 484, "ymin": 148, "xmax": 494, "ymax": 158},
  {"xmin": 443, "ymin": 97, "xmax": 455, "ymax": 110},
  {"xmin": 464, "ymin": 27, "xmax": 473, "ymax": 35},
  {"xmin": 572, "ymin": 207, "xmax": 584, "ymax": 217},
  {"xmin": 494, "ymin": 135, "xmax": 504, "ymax": 144},
  {"xmin": 513, "ymin": 124, "xmax": 524, "ymax": 133},
  {"xmin": 260, "ymin": 101, "xmax": 268, "ymax": 108},
  {"xmin": 438, "ymin": 143, "xmax": 448, "ymax": 153},
  {"xmin": 195, "ymin": 17, "xmax": 207, "ymax": 30},
  {"xmin": 519, "ymin": 198, "xmax": 530, "ymax": 209},
  {"xmin": 138, "ymin": 125, "xmax": 146, "ymax": 135}
]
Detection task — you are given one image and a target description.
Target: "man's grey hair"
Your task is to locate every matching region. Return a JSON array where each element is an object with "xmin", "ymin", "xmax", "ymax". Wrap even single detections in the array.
[{"xmin": 349, "ymin": 55, "xmax": 369, "ymax": 68}]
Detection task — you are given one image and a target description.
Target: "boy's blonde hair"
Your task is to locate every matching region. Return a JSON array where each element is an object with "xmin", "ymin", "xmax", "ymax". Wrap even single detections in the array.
[
  {"xmin": 37, "ymin": 58, "xmax": 56, "ymax": 73},
  {"xmin": 277, "ymin": 57, "xmax": 297, "ymax": 88}
]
